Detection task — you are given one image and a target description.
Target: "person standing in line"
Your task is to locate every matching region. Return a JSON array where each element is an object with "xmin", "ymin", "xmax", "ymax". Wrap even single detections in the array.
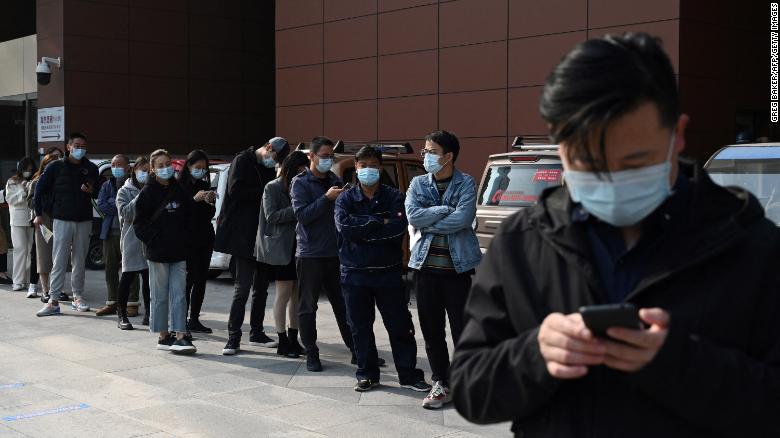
[
  {"xmin": 34, "ymin": 132, "xmax": 99, "ymax": 317},
  {"xmin": 290, "ymin": 136, "xmax": 356, "ymax": 372},
  {"xmin": 178, "ymin": 150, "xmax": 217, "ymax": 335},
  {"xmin": 116, "ymin": 156, "xmax": 153, "ymax": 329},
  {"xmin": 95, "ymin": 155, "xmax": 140, "ymax": 317},
  {"xmin": 27, "ymin": 154, "xmax": 59, "ymax": 300},
  {"xmin": 5, "ymin": 157, "xmax": 38, "ymax": 294},
  {"xmin": 405, "ymin": 130, "xmax": 482, "ymax": 409},
  {"xmin": 335, "ymin": 146, "xmax": 431, "ymax": 393},
  {"xmin": 133, "ymin": 149, "xmax": 195, "ymax": 354},
  {"xmin": 255, "ymin": 151, "xmax": 309, "ymax": 358},
  {"xmin": 218, "ymin": 137, "xmax": 290, "ymax": 356}
]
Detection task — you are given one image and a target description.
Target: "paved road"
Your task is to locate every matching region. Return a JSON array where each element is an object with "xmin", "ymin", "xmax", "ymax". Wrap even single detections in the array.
[{"xmin": 0, "ymin": 260, "xmax": 512, "ymax": 438}]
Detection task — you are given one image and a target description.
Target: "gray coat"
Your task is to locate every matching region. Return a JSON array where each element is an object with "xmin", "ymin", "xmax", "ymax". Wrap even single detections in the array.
[
  {"xmin": 116, "ymin": 178, "xmax": 147, "ymax": 272},
  {"xmin": 255, "ymin": 177, "xmax": 296, "ymax": 266}
]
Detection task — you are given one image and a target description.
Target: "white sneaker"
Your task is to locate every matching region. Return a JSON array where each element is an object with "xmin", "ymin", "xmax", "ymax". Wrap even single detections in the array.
[
  {"xmin": 422, "ymin": 381, "xmax": 452, "ymax": 410},
  {"xmin": 71, "ymin": 299, "xmax": 90, "ymax": 312},
  {"xmin": 36, "ymin": 303, "xmax": 61, "ymax": 317},
  {"xmin": 12, "ymin": 284, "xmax": 25, "ymax": 292},
  {"xmin": 26, "ymin": 289, "xmax": 39, "ymax": 299}
]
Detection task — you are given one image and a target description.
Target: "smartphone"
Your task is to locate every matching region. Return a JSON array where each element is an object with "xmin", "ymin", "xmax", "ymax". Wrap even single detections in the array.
[{"xmin": 579, "ymin": 303, "xmax": 644, "ymax": 338}]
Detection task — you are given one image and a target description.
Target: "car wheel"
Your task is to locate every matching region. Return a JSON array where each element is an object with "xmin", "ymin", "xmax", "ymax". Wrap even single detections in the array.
[{"xmin": 86, "ymin": 239, "xmax": 105, "ymax": 270}]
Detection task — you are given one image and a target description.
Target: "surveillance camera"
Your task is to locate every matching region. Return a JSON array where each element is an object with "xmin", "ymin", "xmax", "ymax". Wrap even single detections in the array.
[
  {"xmin": 36, "ymin": 57, "xmax": 61, "ymax": 86},
  {"xmin": 36, "ymin": 62, "xmax": 51, "ymax": 85}
]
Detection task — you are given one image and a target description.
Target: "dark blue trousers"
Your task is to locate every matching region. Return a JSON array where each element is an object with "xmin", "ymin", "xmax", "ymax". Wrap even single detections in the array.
[{"xmin": 341, "ymin": 282, "xmax": 423, "ymax": 384}]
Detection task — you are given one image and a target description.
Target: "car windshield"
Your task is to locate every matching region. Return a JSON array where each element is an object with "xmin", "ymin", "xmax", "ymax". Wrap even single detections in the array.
[
  {"xmin": 707, "ymin": 158, "xmax": 780, "ymax": 225},
  {"xmin": 478, "ymin": 163, "xmax": 563, "ymax": 207}
]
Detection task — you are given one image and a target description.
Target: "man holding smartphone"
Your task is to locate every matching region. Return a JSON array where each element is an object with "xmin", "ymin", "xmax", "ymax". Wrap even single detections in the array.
[{"xmin": 451, "ymin": 33, "xmax": 779, "ymax": 437}]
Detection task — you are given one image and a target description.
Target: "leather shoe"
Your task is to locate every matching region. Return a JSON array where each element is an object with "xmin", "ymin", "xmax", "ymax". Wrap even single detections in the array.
[{"xmin": 95, "ymin": 304, "xmax": 116, "ymax": 316}]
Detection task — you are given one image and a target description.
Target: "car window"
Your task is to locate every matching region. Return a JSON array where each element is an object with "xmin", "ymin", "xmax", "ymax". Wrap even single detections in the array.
[
  {"xmin": 707, "ymin": 158, "xmax": 780, "ymax": 225},
  {"xmin": 478, "ymin": 163, "xmax": 563, "ymax": 207}
]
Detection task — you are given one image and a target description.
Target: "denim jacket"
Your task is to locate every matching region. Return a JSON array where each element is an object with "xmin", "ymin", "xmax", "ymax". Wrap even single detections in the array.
[
  {"xmin": 405, "ymin": 168, "xmax": 482, "ymax": 273},
  {"xmin": 97, "ymin": 177, "xmax": 121, "ymax": 240}
]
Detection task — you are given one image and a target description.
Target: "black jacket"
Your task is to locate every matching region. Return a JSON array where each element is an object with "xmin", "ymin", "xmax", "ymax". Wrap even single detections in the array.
[
  {"xmin": 451, "ymin": 162, "xmax": 780, "ymax": 438},
  {"xmin": 133, "ymin": 179, "xmax": 191, "ymax": 263},
  {"xmin": 180, "ymin": 177, "xmax": 216, "ymax": 250},
  {"xmin": 34, "ymin": 158, "xmax": 99, "ymax": 221},
  {"xmin": 214, "ymin": 146, "xmax": 276, "ymax": 258}
]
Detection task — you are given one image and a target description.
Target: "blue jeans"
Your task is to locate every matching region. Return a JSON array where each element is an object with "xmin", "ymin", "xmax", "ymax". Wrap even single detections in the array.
[
  {"xmin": 341, "ymin": 281, "xmax": 423, "ymax": 384},
  {"xmin": 148, "ymin": 261, "xmax": 187, "ymax": 333}
]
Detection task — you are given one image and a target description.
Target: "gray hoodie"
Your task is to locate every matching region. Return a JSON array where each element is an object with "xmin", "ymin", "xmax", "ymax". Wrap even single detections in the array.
[{"xmin": 116, "ymin": 177, "xmax": 147, "ymax": 272}]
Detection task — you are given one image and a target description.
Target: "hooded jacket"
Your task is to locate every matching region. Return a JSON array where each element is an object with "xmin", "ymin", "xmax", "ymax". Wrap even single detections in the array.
[
  {"xmin": 450, "ymin": 162, "xmax": 780, "ymax": 438},
  {"xmin": 133, "ymin": 179, "xmax": 191, "ymax": 263},
  {"xmin": 116, "ymin": 177, "xmax": 147, "ymax": 272}
]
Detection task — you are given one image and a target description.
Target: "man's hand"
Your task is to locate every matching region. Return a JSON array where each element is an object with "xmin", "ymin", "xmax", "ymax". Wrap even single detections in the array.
[
  {"xmin": 538, "ymin": 312, "xmax": 607, "ymax": 379},
  {"xmin": 80, "ymin": 182, "xmax": 93, "ymax": 194},
  {"xmin": 33, "ymin": 216, "xmax": 44, "ymax": 226},
  {"xmin": 602, "ymin": 308, "xmax": 670, "ymax": 372},
  {"xmin": 194, "ymin": 190, "xmax": 207, "ymax": 202},
  {"xmin": 205, "ymin": 191, "xmax": 217, "ymax": 203},
  {"xmin": 325, "ymin": 186, "xmax": 344, "ymax": 201}
]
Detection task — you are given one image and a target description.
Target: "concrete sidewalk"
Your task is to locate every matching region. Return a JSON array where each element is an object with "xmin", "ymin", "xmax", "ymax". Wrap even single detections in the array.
[{"xmin": 0, "ymin": 266, "xmax": 512, "ymax": 438}]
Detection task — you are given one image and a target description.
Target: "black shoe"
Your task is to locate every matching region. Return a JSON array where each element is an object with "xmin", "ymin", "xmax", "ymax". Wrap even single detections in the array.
[
  {"xmin": 117, "ymin": 311, "xmax": 133, "ymax": 330},
  {"xmin": 306, "ymin": 352, "xmax": 323, "ymax": 372},
  {"xmin": 287, "ymin": 328, "xmax": 304, "ymax": 356},
  {"xmin": 58, "ymin": 292, "xmax": 71, "ymax": 302},
  {"xmin": 249, "ymin": 332, "xmax": 278, "ymax": 348},
  {"xmin": 400, "ymin": 379, "xmax": 433, "ymax": 392},
  {"xmin": 351, "ymin": 354, "xmax": 386, "ymax": 367},
  {"xmin": 183, "ymin": 330, "xmax": 193, "ymax": 342},
  {"xmin": 170, "ymin": 337, "xmax": 197, "ymax": 355},
  {"xmin": 354, "ymin": 379, "xmax": 380, "ymax": 392},
  {"xmin": 156, "ymin": 334, "xmax": 175, "ymax": 351},
  {"xmin": 40, "ymin": 293, "xmax": 50, "ymax": 304},
  {"xmin": 187, "ymin": 318, "xmax": 212, "ymax": 334},
  {"xmin": 277, "ymin": 332, "xmax": 299, "ymax": 358},
  {"xmin": 0, "ymin": 275, "xmax": 12, "ymax": 285},
  {"xmin": 142, "ymin": 314, "xmax": 149, "ymax": 326},
  {"xmin": 222, "ymin": 337, "xmax": 240, "ymax": 356}
]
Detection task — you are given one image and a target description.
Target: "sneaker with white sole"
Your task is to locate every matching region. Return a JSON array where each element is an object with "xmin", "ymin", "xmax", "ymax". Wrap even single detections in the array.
[
  {"xmin": 12, "ymin": 284, "xmax": 25, "ymax": 292},
  {"xmin": 36, "ymin": 303, "xmax": 61, "ymax": 317},
  {"xmin": 249, "ymin": 332, "xmax": 278, "ymax": 348},
  {"xmin": 26, "ymin": 289, "xmax": 39, "ymax": 299},
  {"xmin": 422, "ymin": 381, "xmax": 452, "ymax": 410},
  {"xmin": 71, "ymin": 299, "xmax": 90, "ymax": 312},
  {"xmin": 170, "ymin": 338, "xmax": 197, "ymax": 355},
  {"xmin": 157, "ymin": 335, "xmax": 175, "ymax": 351}
]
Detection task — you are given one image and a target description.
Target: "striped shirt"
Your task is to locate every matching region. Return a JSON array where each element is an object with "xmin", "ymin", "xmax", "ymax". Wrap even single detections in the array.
[{"xmin": 422, "ymin": 177, "xmax": 456, "ymax": 274}]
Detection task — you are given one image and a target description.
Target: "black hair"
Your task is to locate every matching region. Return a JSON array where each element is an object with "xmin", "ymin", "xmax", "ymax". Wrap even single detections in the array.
[
  {"xmin": 425, "ymin": 130, "xmax": 460, "ymax": 162},
  {"xmin": 310, "ymin": 136, "xmax": 335, "ymax": 155},
  {"xmin": 279, "ymin": 151, "xmax": 310, "ymax": 190},
  {"xmin": 539, "ymin": 32, "xmax": 679, "ymax": 171},
  {"xmin": 355, "ymin": 145, "xmax": 383, "ymax": 165},
  {"xmin": 178, "ymin": 149, "xmax": 211, "ymax": 190},
  {"xmin": 15, "ymin": 157, "xmax": 36, "ymax": 180},
  {"xmin": 68, "ymin": 132, "xmax": 87, "ymax": 143}
]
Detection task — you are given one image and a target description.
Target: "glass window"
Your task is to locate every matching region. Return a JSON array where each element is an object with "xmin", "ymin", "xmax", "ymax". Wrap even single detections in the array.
[
  {"xmin": 478, "ymin": 164, "xmax": 563, "ymax": 207},
  {"xmin": 707, "ymin": 159, "xmax": 780, "ymax": 225}
]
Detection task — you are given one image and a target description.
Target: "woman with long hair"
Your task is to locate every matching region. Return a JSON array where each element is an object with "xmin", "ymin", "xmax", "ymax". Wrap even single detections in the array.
[
  {"xmin": 178, "ymin": 149, "xmax": 217, "ymax": 335},
  {"xmin": 5, "ymin": 157, "xmax": 38, "ymax": 294},
  {"xmin": 133, "ymin": 149, "xmax": 195, "ymax": 353},
  {"xmin": 27, "ymin": 154, "xmax": 59, "ymax": 299},
  {"xmin": 115, "ymin": 156, "xmax": 153, "ymax": 329},
  {"xmin": 255, "ymin": 151, "xmax": 308, "ymax": 357}
]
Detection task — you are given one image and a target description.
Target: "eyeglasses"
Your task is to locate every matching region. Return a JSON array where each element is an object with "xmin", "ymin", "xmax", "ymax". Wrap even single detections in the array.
[
  {"xmin": 316, "ymin": 154, "xmax": 334, "ymax": 160},
  {"xmin": 420, "ymin": 149, "xmax": 441, "ymax": 158}
]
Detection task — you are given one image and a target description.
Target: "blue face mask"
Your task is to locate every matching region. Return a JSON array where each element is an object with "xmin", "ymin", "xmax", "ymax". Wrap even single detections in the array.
[
  {"xmin": 190, "ymin": 168, "xmax": 206, "ymax": 180},
  {"xmin": 135, "ymin": 171, "xmax": 148, "ymax": 184},
  {"xmin": 111, "ymin": 167, "xmax": 126, "ymax": 179},
  {"xmin": 423, "ymin": 153, "xmax": 445, "ymax": 175},
  {"xmin": 156, "ymin": 166, "xmax": 174, "ymax": 181},
  {"xmin": 262, "ymin": 157, "xmax": 276, "ymax": 169},
  {"xmin": 316, "ymin": 158, "xmax": 333, "ymax": 174},
  {"xmin": 357, "ymin": 168, "xmax": 380, "ymax": 186},
  {"xmin": 564, "ymin": 131, "xmax": 676, "ymax": 227},
  {"xmin": 70, "ymin": 148, "xmax": 86, "ymax": 160}
]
